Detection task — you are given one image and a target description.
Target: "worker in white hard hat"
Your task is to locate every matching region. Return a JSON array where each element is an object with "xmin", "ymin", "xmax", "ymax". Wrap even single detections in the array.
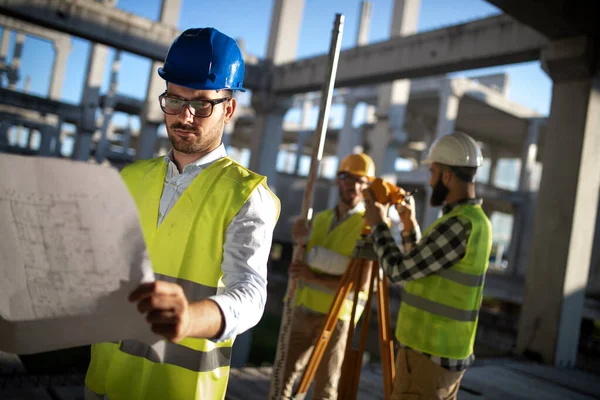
[
  {"xmin": 276, "ymin": 153, "xmax": 375, "ymax": 399},
  {"xmin": 85, "ymin": 28, "xmax": 280, "ymax": 400},
  {"xmin": 364, "ymin": 132, "xmax": 492, "ymax": 400}
]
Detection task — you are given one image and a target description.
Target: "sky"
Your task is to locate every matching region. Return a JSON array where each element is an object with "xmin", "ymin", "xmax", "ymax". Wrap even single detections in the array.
[{"xmin": 1, "ymin": 0, "xmax": 552, "ymax": 128}]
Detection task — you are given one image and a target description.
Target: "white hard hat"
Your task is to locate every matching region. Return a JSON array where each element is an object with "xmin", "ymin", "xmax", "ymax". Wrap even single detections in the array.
[{"xmin": 423, "ymin": 132, "xmax": 483, "ymax": 167}]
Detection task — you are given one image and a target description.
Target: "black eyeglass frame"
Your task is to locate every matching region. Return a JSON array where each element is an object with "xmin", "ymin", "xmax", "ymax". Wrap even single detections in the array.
[{"xmin": 158, "ymin": 91, "xmax": 231, "ymax": 118}]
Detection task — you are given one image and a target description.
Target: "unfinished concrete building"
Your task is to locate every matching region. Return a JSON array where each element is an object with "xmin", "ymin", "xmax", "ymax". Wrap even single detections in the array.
[{"xmin": 0, "ymin": 0, "xmax": 599, "ymax": 389}]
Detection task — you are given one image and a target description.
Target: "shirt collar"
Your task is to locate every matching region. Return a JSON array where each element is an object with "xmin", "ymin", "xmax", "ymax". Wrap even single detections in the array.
[
  {"xmin": 442, "ymin": 198, "xmax": 482, "ymax": 215},
  {"xmin": 333, "ymin": 202, "xmax": 365, "ymax": 220},
  {"xmin": 164, "ymin": 144, "xmax": 227, "ymax": 172}
]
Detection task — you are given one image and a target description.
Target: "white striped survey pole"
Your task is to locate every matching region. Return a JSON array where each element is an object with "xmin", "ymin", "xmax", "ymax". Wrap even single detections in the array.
[{"xmin": 268, "ymin": 13, "xmax": 345, "ymax": 399}]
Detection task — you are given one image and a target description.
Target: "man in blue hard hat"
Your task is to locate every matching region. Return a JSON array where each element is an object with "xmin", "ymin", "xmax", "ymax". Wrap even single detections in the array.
[{"xmin": 84, "ymin": 28, "xmax": 280, "ymax": 400}]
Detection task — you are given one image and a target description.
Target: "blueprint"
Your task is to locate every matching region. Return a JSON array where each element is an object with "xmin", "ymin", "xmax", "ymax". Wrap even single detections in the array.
[{"xmin": 0, "ymin": 153, "xmax": 159, "ymax": 354}]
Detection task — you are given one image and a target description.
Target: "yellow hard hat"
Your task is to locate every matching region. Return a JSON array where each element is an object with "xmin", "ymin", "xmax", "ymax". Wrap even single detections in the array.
[{"xmin": 338, "ymin": 153, "xmax": 376, "ymax": 179}]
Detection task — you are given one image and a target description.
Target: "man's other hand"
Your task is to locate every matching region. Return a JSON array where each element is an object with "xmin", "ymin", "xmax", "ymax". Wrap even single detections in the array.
[
  {"xmin": 364, "ymin": 190, "xmax": 389, "ymax": 228},
  {"xmin": 289, "ymin": 260, "xmax": 316, "ymax": 282},
  {"xmin": 129, "ymin": 281, "xmax": 192, "ymax": 343},
  {"xmin": 397, "ymin": 194, "xmax": 417, "ymax": 232},
  {"xmin": 291, "ymin": 218, "xmax": 310, "ymax": 242}
]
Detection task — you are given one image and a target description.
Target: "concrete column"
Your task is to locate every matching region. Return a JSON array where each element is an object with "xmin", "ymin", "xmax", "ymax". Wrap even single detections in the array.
[
  {"xmin": 0, "ymin": 121, "xmax": 9, "ymax": 148},
  {"xmin": 15, "ymin": 126, "xmax": 26, "ymax": 147},
  {"xmin": 248, "ymin": 96, "xmax": 292, "ymax": 193},
  {"xmin": 96, "ymin": 50, "xmax": 121, "ymax": 163},
  {"xmin": 52, "ymin": 120, "xmax": 65, "ymax": 156},
  {"xmin": 293, "ymin": 131, "xmax": 309, "ymax": 174},
  {"xmin": 436, "ymin": 78, "xmax": 462, "ymax": 137},
  {"xmin": 370, "ymin": 0, "xmax": 421, "ymax": 176},
  {"xmin": 507, "ymin": 121, "xmax": 542, "ymax": 277},
  {"xmin": 299, "ymin": 97, "xmax": 312, "ymax": 128},
  {"xmin": 421, "ymin": 78, "xmax": 464, "ymax": 228},
  {"xmin": 488, "ymin": 151, "xmax": 499, "ymax": 186},
  {"xmin": 265, "ymin": 0, "xmax": 305, "ymax": 65},
  {"xmin": 518, "ymin": 118, "xmax": 543, "ymax": 192},
  {"xmin": 336, "ymin": 100, "xmax": 359, "ymax": 161},
  {"xmin": 26, "ymin": 127, "xmax": 35, "ymax": 149},
  {"xmin": 356, "ymin": 1, "xmax": 372, "ymax": 46},
  {"xmin": 328, "ymin": 99, "xmax": 360, "ymax": 208},
  {"xmin": 364, "ymin": 104, "xmax": 376, "ymax": 124},
  {"xmin": 48, "ymin": 36, "xmax": 71, "ymax": 100},
  {"xmin": 0, "ymin": 29, "xmax": 10, "ymax": 63},
  {"xmin": 72, "ymin": 44, "xmax": 108, "ymax": 161},
  {"xmin": 38, "ymin": 125, "xmax": 60, "ymax": 156},
  {"xmin": 136, "ymin": 0, "xmax": 181, "ymax": 160},
  {"xmin": 7, "ymin": 32, "xmax": 24, "ymax": 89},
  {"xmin": 23, "ymin": 75, "xmax": 31, "ymax": 93},
  {"xmin": 515, "ymin": 36, "xmax": 600, "ymax": 367},
  {"xmin": 1, "ymin": 29, "xmax": 11, "ymax": 87},
  {"xmin": 122, "ymin": 116, "xmax": 133, "ymax": 150}
]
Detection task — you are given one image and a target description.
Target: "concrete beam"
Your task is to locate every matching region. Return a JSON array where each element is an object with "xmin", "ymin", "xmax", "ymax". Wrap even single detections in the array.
[
  {"xmin": 0, "ymin": 0, "xmax": 265, "ymax": 89},
  {"xmin": 0, "ymin": 87, "xmax": 81, "ymax": 122},
  {"xmin": 272, "ymin": 15, "xmax": 548, "ymax": 95},
  {"xmin": 486, "ymin": 0, "xmax": 600, "ymax": 40},
  {"xmin": 0, "ymin": 13, "xmax": 69, "ymax": 43}
]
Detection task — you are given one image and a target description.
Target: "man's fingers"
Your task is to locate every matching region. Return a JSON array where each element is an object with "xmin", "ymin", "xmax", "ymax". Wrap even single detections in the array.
[
  {"xmin": 129, "ymin": 280, "xmax": 184, "ymax": 302},
  {"xmin": 146, "ymin": 309, "xmax": 180, "ymax": 325},
  {"xmin": 137, "ymin": 294, "xmax": 181, "ymax": 314},
  {"xmin": 150, "ymin": 324, "xmax": 180, "ymax": 342},
  {"xmin": 128, "ymin": 282, "xmax": 156, "ymax": 303}
]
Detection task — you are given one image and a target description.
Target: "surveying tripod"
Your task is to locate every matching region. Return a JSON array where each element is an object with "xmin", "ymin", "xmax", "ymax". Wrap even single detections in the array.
[{"xmin": 293, "ymin": 227, "xmax": 396, "ymax": 400}]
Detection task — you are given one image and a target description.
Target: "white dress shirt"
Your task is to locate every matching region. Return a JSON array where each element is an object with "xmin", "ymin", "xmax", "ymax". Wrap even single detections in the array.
[{"xmin": 159, "ymin": 144, "xmax": 278, "ymax": 341}]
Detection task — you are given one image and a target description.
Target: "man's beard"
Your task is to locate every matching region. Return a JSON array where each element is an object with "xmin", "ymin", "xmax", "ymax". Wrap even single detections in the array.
[
  {"xmin": 339, "ymin": 187, "xmax": 359, "ymax": 207},
  {"xmin": 167, "ymin": 117, "xmax": 223, "ymax": 154},
  {"xmin": 430, "ymin": 177, "xmax": 449, "ymax": 207}
]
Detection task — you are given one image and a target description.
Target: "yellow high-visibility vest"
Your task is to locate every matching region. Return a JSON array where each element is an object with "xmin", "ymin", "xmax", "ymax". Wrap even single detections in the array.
[
  {"xmin": 395, "ymin": 204, "xmax": 492, "ymax": 359},
  {"xmin": 295, "ymin": 209, "xmax": 368, "ymax": 322},
  {"xmin": 85, "ymin": 156, "xmax": 279, "ymax": 399}
]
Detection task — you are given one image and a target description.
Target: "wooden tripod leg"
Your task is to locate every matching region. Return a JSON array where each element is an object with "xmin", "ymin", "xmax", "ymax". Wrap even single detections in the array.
[
  {"xmin": 376, "ymin": 262, "xmax": 396, "ymax": 400},
  {"xmin": 294, "ymin": 258, "xmax": 359, "ymax": 398},
  {"xmin": 339, "ymin": 259, "xmax": 377, "ymax": 400}
]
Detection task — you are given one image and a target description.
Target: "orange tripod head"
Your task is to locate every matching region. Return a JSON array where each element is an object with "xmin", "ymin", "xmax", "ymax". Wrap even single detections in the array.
[
  {"xmin": 360, "ymin": 178, "xmax": 408, "ymax": 235},
  {"xmin": 363, "ymin": 178, "xmax": 407, "ymax": 205}
]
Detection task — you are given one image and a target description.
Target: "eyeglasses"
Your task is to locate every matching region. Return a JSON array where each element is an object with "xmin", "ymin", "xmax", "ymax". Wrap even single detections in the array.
[
  {"xmin": 158, "ymin": 92, "xmax": 231, "ymax": 118},
  {"xmin": 338, "ymin": 172, "xmax": 370, "ymax": 187}
]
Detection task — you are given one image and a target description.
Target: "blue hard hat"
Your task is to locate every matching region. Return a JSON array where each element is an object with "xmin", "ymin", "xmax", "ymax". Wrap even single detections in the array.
[{"xmin": 158, "ymin": 27, "xmax": 246, "ymax": 92}]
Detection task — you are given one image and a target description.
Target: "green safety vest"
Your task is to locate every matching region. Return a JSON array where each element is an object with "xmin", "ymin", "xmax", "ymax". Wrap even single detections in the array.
[
  {"xmin": 85, "ymin": 156, "xmax": 279, "ymax": 400},
  {"xmin": 295, "ymin": 209, "xmax": 368, "ymax": 322},
  {"xmin": 395, "ymin": 204, "xmax": 492, "ymax": 359}
]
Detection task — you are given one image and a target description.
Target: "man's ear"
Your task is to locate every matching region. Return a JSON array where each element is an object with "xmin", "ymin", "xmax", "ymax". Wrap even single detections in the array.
[
  {"xmin": 442, "ymin": 167, "xmax": 453, "ymax": 186},
  {"xmin": 224, "ymin": 98, "xmax": 237, "ymax": 123}
]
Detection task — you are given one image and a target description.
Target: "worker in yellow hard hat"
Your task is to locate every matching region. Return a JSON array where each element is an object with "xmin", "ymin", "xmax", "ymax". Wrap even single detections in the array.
[
  {"xmin": 364, "ymin": 132, "xmax": 492, "ymax": 400},
  {"xmin": 276, "ymin": 153, "xmax": 375, "ymax": 399}
]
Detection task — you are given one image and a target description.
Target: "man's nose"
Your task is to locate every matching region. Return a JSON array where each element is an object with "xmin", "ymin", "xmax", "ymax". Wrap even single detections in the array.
[{"xmin": 177, "ymin": 105, "xmax": 195, "ymax": 124}]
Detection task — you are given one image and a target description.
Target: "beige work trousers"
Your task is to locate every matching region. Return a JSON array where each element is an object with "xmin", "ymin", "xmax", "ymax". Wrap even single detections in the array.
[
  {"xmin": 281, "ymin": 307, "xmax": 350, "ymax": 400},
  {"xmin": 391, "ymin": 348, "xmax": 465, "ymax": 400}
]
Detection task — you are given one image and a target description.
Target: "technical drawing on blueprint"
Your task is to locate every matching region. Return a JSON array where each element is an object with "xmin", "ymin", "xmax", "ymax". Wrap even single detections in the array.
[{"xmin": 0, "ymin": 154, "xmax": 157, "ymax": 354}]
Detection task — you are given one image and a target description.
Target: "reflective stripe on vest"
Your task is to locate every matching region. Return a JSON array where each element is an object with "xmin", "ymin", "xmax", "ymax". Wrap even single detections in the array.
[
  {"xmin": 401, "ymin": 292, "xmax": 478, "ymax": 322},
  {"xmin": 437, "ymin": 268, "xmax": 485, "ymax": 287},
  {"xmin": 295, "ymin": 209, "xmax": 367, "ymax": 321},
  {"xmin": 85, "ymin": 156, "xmax": 280, "ymax": 400},
  {"xmin": 154, "ymin": 273, "xmax": 218, "ymax": 301},
  {"xmin": 395, "ymin": 204, "xmax": 492, "ymax": 360},
  {"xmin": 119, "ymin": 340, "xmax": 232, "ymax": 372}
]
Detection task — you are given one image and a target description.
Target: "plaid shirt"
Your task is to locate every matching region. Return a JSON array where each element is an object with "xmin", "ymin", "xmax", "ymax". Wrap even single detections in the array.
[{"xmin": 371, "ymin": 198, "xmax": 483, "ymax": 371}]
